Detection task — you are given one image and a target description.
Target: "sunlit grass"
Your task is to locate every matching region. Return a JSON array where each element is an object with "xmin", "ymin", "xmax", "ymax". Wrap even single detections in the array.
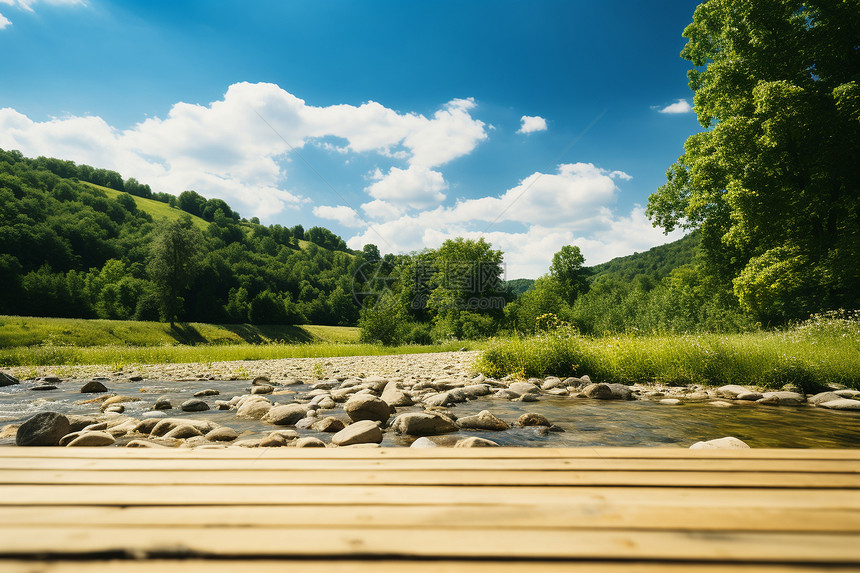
[{"xmin": 477, "ymin": 312, "xmax": 860, "ymax": 390}]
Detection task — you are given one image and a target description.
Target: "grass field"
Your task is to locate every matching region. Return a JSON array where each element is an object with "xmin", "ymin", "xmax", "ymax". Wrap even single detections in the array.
[{"xmin": 477, "ymin": 312, "xmax": 860, "ymax": 390}]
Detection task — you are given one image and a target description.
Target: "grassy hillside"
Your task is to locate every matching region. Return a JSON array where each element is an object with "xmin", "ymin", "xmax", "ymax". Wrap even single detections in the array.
[
  {"xmin": 83, "ymin": 182, "xmax": 211, "ymax": 231},
  {"xmin": 0, "ymin": 315, "xmax": 359, "ymax": 348},
  {"xmin": 587, "ymin": 232, "xmax": 700, "ymax": 283}
]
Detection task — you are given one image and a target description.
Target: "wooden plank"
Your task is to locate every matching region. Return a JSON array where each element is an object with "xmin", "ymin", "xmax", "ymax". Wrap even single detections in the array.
[
  {"xmin": 2, "ymin": 446, "xmax": 859, "ymax": 460},
  {"xmin": 2, "ymin": 504, "xmax": 858, "ymax": 533},
  {"xmin": 2, "ymin": 457, "xmax": 857, "ymax": 473},
  {"xmin": 1, "ymin": 484, "xmax": 856, "ymax": 508},
  {"xmin": 3, "ymin": 560, "xmax": 855, "ymax": 573},
  {"xmin": 1, "ymin": 469, "xmax": 858, "ymax": 487},
  {"xmin": 0, "ymin": 526, "xmax": 857, "ymax": 562}
]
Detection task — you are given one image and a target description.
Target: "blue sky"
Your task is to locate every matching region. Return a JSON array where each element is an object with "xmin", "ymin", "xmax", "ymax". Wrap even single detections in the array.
[{"xmin": 0, "ymin": 0, "xmax": 702, "ymax": 277}]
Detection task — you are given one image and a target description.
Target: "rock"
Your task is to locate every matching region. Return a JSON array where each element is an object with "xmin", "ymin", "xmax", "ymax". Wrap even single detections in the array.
[
  {"xmin": 316, "ymin": 397, "xmax": 337, "ymax": 410},
  {"xmin": 835, "ymin": 389, "xmax": 860, "ymax": 398},
  {"xmin": 493, "ymin": 389, "xmax": 520, "ymax": 400},
  {"xmin": 331, "ymin": 420, "xmax": 383, "ymax": 446},
  {"xmin": 66, "ymin": 431, "xmax": 116, "ymax": 447},
  {"xmin": 818, "ymin": 399, "xmax": 860, "ymax": 411},
  {"xmin": 142, "ymin": 411, "xmax": 167, "ymax": 419},
  {"xmin": 233, "ymin": 439, "xmax": 262, "ymax": 448},
  {"xmin": 659, "ymin": 398, "xmax": 682, "ymax": 405},
  {"xmin": 126, "ymin": 439, "xmax": 169, "ymax": 448},
  {"xmin": 31, "ymin": 384, "xmax": 57, "ymax": 391},
  {"xmin": 508, "ymin": 382, "xmax": 539, "ymax": 395},
  {"xmin": 810, "ymin": 392, "xmax": 844, "ymax": 405},
  {"xmin": 606, "ymin": 383, "xmax": 635, "ymax": 400},
  {"xmin": 163, "ymin": 424, "xmax": 204, "ymax": 440},
  {"xmin": 251, "ymin": 384, "xmax": 274, "ymax": 395},
  {"xmin": 41, "ymin": 375, "xmax": 61, "ymax": 384},
  {"xmin": 251, "ymin": 376, "xmax": 270, "ymax": 386},
  {"xmin": 461, "ymin": 384, "xmax": 491, "ymax": 398},
  {"xmin": 194, "ymin": 389, "xmax": 220, "ymax": 397},
  {"xmin": 516, "ymin": 393, "xmax": 539, "ymax": 403},
  {"xmin": 781, "ymin": 382, "xmax": 803, "ymax": 394},
  {"xmin": 516, "ymin": 413, "xmax": 551, "ymax": 427},
  {"xmin": 717, "ymin": 385, "xmax": 752, "ymax": 399},
  {"xmin": 345, "ymin": 394, "xmax": 391, "ymax": 424},
  {"xmin": 154, "ymin": 396, "xmax": 172, "ymax": 410},
  {"xmin": 181, "ymin": 399, "xmax": 210, "ymax": 412},
  {"xmin": 0, "ymin": 372, "xmax": 21, "ymax": 386},
  {"xmin": 0, "ymin": 424, "xmax": 18, "ymax": 439},
  {"xmin": 295, "ymin": 436, "xmax": 327, "ymax": 448},
  {"xmin": 690, "ymin": 436, "xmax": 750, "ymax": 450},
  {"xmin": 410, "ymin": 437, "xmax": 439, "ymax": 448},
  {"xmin": 457, "ymin": 410, "xmax": 510, "ymax": 431},
  {"xmin": 16, "ymin": 412, "xmax": 70, "ymax": 446},
  {"xmin": 100, "ymin": 396, "xmax": 140, "ymax": 411},
  {"xmin": 582, "ymin": 383, "xmax": 613, "ymax": 400},
  {"xmin": 150, "ymin": 418, "xmax": 216, "ymax": 437},
  {"xmin": 757, "ymin": 391, "xmax": 805, "ymax": 406},
  {"xmin": 260, "ymin": 433, "xmax": 291, "ymax": 447},
  {"xmin": 312, "ymin": 417, "xmax": 346, "ymax": 433},
  {"xmin": 455, "ymin": 436, "xmax": 500, "ymax": 447},
  {"xmin": 106, "ymin": 419, "xmax": 138, "ymax": 437},
  {"xmin": 709, "ymin": 400, "xmax": 735, "ymax": 407},
  {"xmin": 236, "ymin": 397, "xmax": 272, "ymax": 419},
  {"xmin": 264, "ymin": 404, "xmax": 307, "ymax": 426},
  {"xmin": 541, "ymin": 377, "xmax": 564, "ymax": 390},
  {"xmin": 66, "ymin": 414, "xmax": 100, "ymax": 432},
  {"xmin": 80, "ymin": 381, "xmax": 108, "ymax": 393},
  {"xmin": 206, "ymin": 427, "xmax": 239, "ymax": 442},
  {"xmin": 104, "ymin": 405, "xmax": 125, "ymax": 414},
  {"xmin": 381, "ymin": 382, "xmax": 414, "ymax": 407},
  {"xmin": 391, "ymin": 412, "xmax": 458, "ymax": 436},
  {"xmin": 295, "ymin": 417, "xmax": 317, "ymax": 429},
  {"xmin": 736, "ymin": 391, "xmax": 764, "ymax": 401}
]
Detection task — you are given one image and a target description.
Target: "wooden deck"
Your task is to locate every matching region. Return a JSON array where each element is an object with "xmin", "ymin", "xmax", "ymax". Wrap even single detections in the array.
[{"xmin": 0, "ymin": 447, "xmax": 858, "ymax": 572}]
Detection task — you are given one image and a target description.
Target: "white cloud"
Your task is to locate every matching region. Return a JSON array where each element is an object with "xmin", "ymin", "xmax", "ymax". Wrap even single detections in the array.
[
  {"xmin": 658, "ymin": 99, "xmax": 693, "ymax": 114},
  {"xmin": 0, "ymin": 13, "xmax": 11, "ymax": 28},
  {"xmin": 312, "ymin": 205, "xmax": 365, "ymax": 228},
  {"xmin": 517, "ymin": 115, "xmax": 548, "ymax": 134},
  {"xmin": 0, "ymin": 82, "xmax": 487, "ymax": 219}
]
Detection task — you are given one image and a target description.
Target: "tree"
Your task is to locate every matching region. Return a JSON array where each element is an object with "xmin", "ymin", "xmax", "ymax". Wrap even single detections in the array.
[
  {"xmin": 147, "ymin": 216, "xmax": 204, "ymax": 326},
  {"xmin": 549, "ymin": 245, "xmax": 589, "ymax": 303},
  {"xmin": 647, "ymin": 0, "xmax": 860, "ymax": 323}
]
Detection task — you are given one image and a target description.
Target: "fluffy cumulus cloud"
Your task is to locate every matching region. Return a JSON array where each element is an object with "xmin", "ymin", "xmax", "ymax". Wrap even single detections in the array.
[
  {"xmin": 345, "ymin": 163, "xmax": 685, "ymax": 277},
  {"xmin": 312, "ymin": 205, "xmax": 365, "ymax": 228},
  {"xmin": 517, "ymin": 115, "xmax": 548, "ymax": 134},
  {"xmin": 0, "ymin": 13, "xmax": 11, "ymax": 28},
  {"xmin": 658, "ymin": 99, "xmax": 693, "ymax": 114},
  {"xmin": 0, "ymin": 82, "xmax": 487, "ymax": 219}
]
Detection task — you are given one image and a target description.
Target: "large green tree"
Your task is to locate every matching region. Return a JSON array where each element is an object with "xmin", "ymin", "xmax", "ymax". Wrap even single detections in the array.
[
  {"xmin": 647, "ymin": 0, "xmax": 860, "ymax": 323},
  {"xmin": 147, "ymin": 216, "xmax": 204, "ymax": 326}
]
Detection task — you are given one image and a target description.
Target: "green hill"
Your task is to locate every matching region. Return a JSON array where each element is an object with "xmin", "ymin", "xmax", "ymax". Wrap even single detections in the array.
[
  {"xmin": 84, "ymin": 182, "xmax": 210, "ymax": 231},
  {"xmin": 587, "ymin": 232, "xmax": 700, "ymax": 284}
]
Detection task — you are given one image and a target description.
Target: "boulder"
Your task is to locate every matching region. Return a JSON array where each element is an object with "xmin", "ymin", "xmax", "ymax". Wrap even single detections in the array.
[
  {"xmin": 606, "ymin": 383, "xmax": 635, "ymax": 400},
  {"xmin": 80, "ymin": 381, "xmax": 108, "ymax": 393},
  {"xmin": 391, "ymin": 412, "xmax": 458, "ymax": 436},
  {"xmin": 236, "ymin": 397, "xmax": 272, "ymax": 419},
  {"xmin": 757, "ymin": 391, "xmax": 805, "ymax": 406},
  {"xmin": 461, "ymin": 384, "xmax": 491, "ymax": 398},
  {"xmin": 181, "ymin": 399, "xmax": 210, "ymax": 412},
  {"xmin": 0, "ymin": 372, "xmax": 20, "ymax": 387},
  {"xmin": 717, "ymin": 385, "xmax": 752, "ymax": 399},
  {"xmin": 312, "ymin": 417, "xmax": 346, "ymax": 433},
  {"xmin": 331, "ymin": 420, "xmax": 383, "ymax": 446},
  {"xmin": 264, "ymin": 404, "xmax": 307, "ymax": 426},
  {"xmin": 65, "ymin": 431, "xmax": 116, "ymax": 447},
  {"xmin": 381, "ymin": 382, "xmax": 413, "ymax": 407},
  {"xmin": 818, "ymin": 399, "xmax": 860, "ymax": 411},
  {"xmin": 345, "ymin": 394, "xmax": 392, "ymax": 423},
  {"xmin": 809, "ymin": 392, "xmax": 844, "ymax": 405},
  {"xmin": 508, "ymin": 382, "xmax": 540, "ymax": 396},
  {"xmin": 16, "ymin": 412, "xmax": 70, "ymax": 446},
  {"xmin": 457, "ymin": 410, "xmax": 509, "ymax": 431},
  {"xmin": 516, "ymin": 413, "xmax": 551, "ymax": 427},
  {"xmin": 690, "ymin": 436, "xmax": 750, "ymax": 450},
  {"xmin": 455, "ymin": 436, "xmax": 500, "ymax": 448},
  {"xmin": 582, "ymin": 383, "xmax": 613, "ymax": 400}
]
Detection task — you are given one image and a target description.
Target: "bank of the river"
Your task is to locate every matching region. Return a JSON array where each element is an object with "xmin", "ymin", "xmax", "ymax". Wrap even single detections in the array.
[{"xmin": 2, "ymin": 350, "xmax": 859, "ymax": 450}]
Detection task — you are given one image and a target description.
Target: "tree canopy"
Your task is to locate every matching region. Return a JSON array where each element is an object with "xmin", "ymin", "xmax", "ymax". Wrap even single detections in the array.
[{"xmin": 647, "ymin": 0, "xmax": 860, "ymax": 324}]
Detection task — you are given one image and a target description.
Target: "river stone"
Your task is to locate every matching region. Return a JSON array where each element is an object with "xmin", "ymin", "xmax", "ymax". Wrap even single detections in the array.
[
  {"xmin": 757, "ymin": 391, "xmax": 805, "ymax": 406},
  {"xmin": 295, "ymin": 417, "xmax": 317, "ymax": 429},
  {"xmin": 381, "ymin": 382, "xmax": 414, "ymax": 407},
  {"xmin": 0, "ymin": 372, "xmax": 20, "ymax": 386},
  {"xmin": 410, "ymin": 437, "xmax": 439, "ymax": 448},
  {"xmin": 16, "ymin": 412, "xmax": 70, "ymax": 446},
  {"xmin": 659, "ymin": 398, "xmax": 682, "ymax": 405},
  {"xmin": 455, "ymin": 436, "xmax": 500, "ymax": 448},
  {"xmin": 835, "ymin": 389, "xmax": 860, "ymax": 398},
  {"xmin": 163, "ymin": 424, "xmax": 204, "ymax": 440},
  {"xmin": 717, "ymin": 385, "xmax": 751, "ymax": 399},
  {"xmin": 80, "ymin": 380, "xmax": 108, "ymax": 393},
  {"xmin": 457, "ymin": 410, "xmax": 510, "ymax": 431},
  {"xmin": 493, "ymin": 389, "xmax": 520, "ymax": 400},
  {"xmin": 582, "ymin": 383, "xmax": 612, "ymax": 400},
  {"xmin": 516, "ymin": 413, "xmax": 551, "ymax": 427},
  {"xmin": 736, "ymin": 391, "xmax": 764, "ymax": 401},
  {"xmin": 66, "ymin": 414, "xmax": 100, "ymax": 432},
  {"xmin": 345, "ymin": 394, "xmax": 391, "ymax": 423},
  {"xmin": 233, "ymin": 439, "xmax": 262, "ymax": 448},
  {"xmin": 142, "ymin": 411, "xmax": 167, "ymax": 419},
  {"xmin": 100, "ymin": 396, "xmax": 140, "ymax": 411},
  {"xmin": 330, "ymin": 388, "xmax": 358, "ymax": 402},
  {"xmin": 461, "ymin": 384, "xmax": 491, "ymax": 398},
  {"xmin": 508, "ymin": 382, "xmax": 540, "ymax": 395},
  {"xmin": 126, "ymin": 439, "xmax": 170, "ymax": 448},
  {"xmin": 66, "ymin": 431, "xmax": 116, "ymax": 447},
  {"xmin": 264, "ymin": 404, "xmax": 307, "ymax": 426},
  {"xmin": 150, "ymin": 418, "xmax": 215, "ymax": 437},
  {"xmin": 236, "ymin": 397, "xmax": 273, "ymax": 419},
  {"xmin": 154, "ymin": 396, "xmax": 172, "ymax": 410},
  {"xmin": 31, "ymin": 384, "xmax": 57, "ymax": 391},
  {"xmin": 316, "ymin": 397, "xmax": 337, "ymax": 410},
  {"xmin": 104, "ymin": 405, "xmax": 125, "ymax": 414},
  {"xmin": 260, "ymin": 433, "xmax": 291, "ymax": 447},
  {"xmin": 194, "ymin": 389, "xmax": 220, "ymax": 397},
  {"xmin": 606, "ymin": 383, "xmax": 635, "ymax": 400},
  {"xmin": 58, "ymin": 431, "xmax": 83, "ymax": 446},
  {"xmin": 810, "ymin": 392, "xmax": 844, "ymax": 405},
  {"xmin": 206, "ymin": 427, "xmax": 239, "ymax": 442},
  {"xmin": 541, "ymin": 377, "xmax": 564, "ymax": 390},
  {"xmin": 331, "ymin": 420, "xmax": 383, "ymax": 446},
  {"xmin": 818, "ymin": 398, "xmax": 860, "ymax": 411},
  {"xmin": 251, "ymin": 376, "xmax": 270, "ymax": 386},
  {"xmin": 251, "ymin": 385, "xmax": 274, "ymax": 395},
  {"xmin": 295, "ymin": 436, "xmax": 327, "ymax": 448},
  {"xmin": 690, "ymin": 436, "xmax": 750, "ymax": 450},
  {"xmin": 709, "ymin": 400, "xmax": 735, "ymax": 407},
  {"xmin": 391, "ymin": 412, "xmax": 458, "ymax": 436},
  {"xmin": 0, "ymin": 424, "xmax": 18, "ymax": 439},
  {"xmin": 312, "ymin": 417, "xmax": 346, "ymax": 433},
  {"xmin": 106, "ymin": 419, "xmax": 138, "ymax": 437},
  {"xmin": 181, "ymin": 399, "xmax": 210, "ymax": 412}
]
